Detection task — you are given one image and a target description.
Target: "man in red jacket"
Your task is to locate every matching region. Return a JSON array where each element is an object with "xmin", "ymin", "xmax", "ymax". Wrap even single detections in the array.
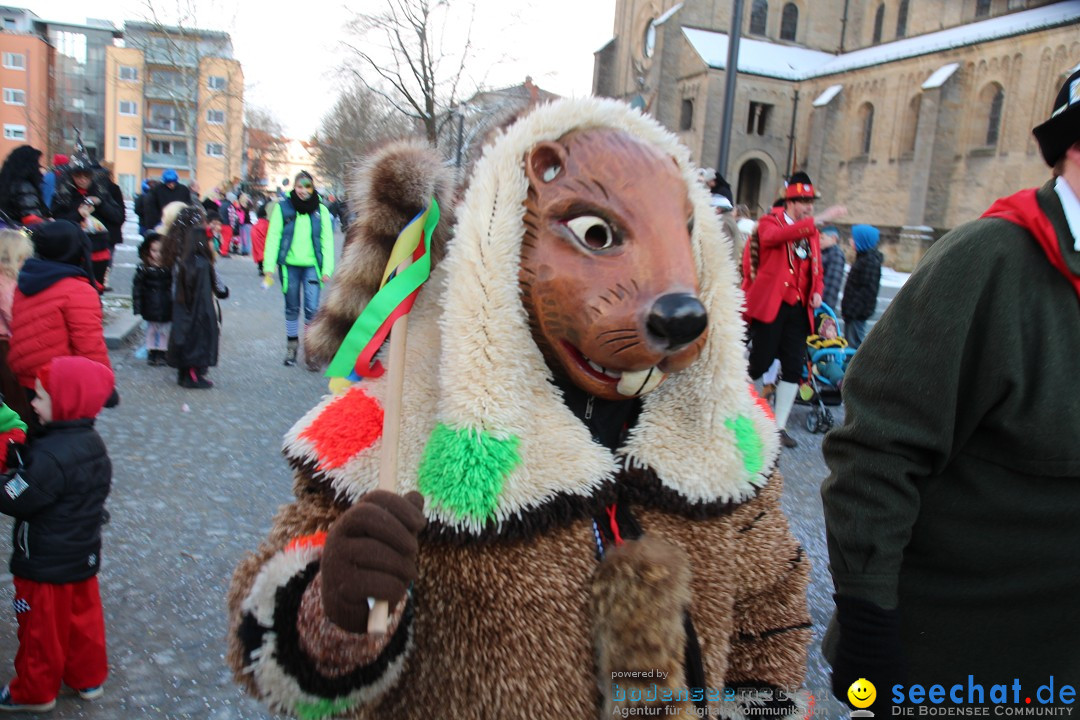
[{"xmin": 743, "ymin": 172, "xmax": 845, "ymax": 447}]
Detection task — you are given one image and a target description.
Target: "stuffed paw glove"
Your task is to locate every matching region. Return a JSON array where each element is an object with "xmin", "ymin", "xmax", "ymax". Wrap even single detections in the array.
[{"xmin": 320, "ymin": 490, "xmax": 426, "ymax": 634}]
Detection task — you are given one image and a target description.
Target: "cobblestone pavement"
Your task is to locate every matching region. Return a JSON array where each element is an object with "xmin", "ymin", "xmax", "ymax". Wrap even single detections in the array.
[{"xmin": 0, "ymin": 231, "xmax": 849, "ymax": 718}]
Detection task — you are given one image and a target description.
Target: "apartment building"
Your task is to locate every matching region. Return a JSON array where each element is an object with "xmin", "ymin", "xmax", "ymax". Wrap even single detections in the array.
[
  {"xmin": 109, "ymin": 21, "xmax": 244, "ymax": 198},
  {"xmin": 0, "ymin": 7, "xmax": 48, "ymax": 157}
]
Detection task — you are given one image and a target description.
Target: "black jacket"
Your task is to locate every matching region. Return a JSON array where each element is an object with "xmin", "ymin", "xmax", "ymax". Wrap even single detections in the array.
[
  {"xmin": 0, "ymin": 420, "xmax": 111, "ymax": 583},
  {"xmin": 50, "ymin": 178, "xmax": 125, "ymax": 254},
  {"xmin": 132, "ymin": 263, "xmax": 172, "ymax": 322},
  {"xmin": 102, "ymin": 177, "xmax": 126, "ymax": 247},
  {"xmin": 167, "ymin": 255, "xmax": 227, "ymax": 369},
  {"xmin": 146, "ymin": 183, "xmax": 194, "ymax": 229},
  {"xmin": 841, "ymin": 249, "xmax": 883, "ymax": 322},
  {"xmin": 4, "ymin": 179, "xmax": 48, "ymax": 223}
]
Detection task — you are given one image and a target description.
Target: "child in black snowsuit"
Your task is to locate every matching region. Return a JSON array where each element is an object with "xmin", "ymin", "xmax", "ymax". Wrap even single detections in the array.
[
  {"xmin": 841, "ymin": 224, "xmax": 883, "ymax": 350},
  {"xmin": 132, "ymin": 232, "xmax": 173, "ymax": 366},
  {"xmin": 0, "ymin": 355, "xmax": 113, "ymax": 712},
  {"xmin": 167, "ymin": 218, "xmax": 228, "ymax": 389}
]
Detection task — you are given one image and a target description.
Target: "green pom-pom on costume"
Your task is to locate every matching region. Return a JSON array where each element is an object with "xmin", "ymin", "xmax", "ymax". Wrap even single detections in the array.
[
  {"xmin": 295, "ymin": 697, "xmax": 355, "ymax": 720},
  {"xmin": 725, "ymin": 416, "xmax": 764, "ymax": 476},
  {"xmin": 418, "ymin": 423, "xmax": 521, "ymax": 522}
]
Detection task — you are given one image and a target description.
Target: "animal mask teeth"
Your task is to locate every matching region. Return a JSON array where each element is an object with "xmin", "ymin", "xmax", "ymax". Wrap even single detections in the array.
[
  {"xmin": 585, "ymin": 357, "xmax": 621, "ymax": 379},
  {"xmin": 616, "ymin": 366, "xmax": 665, "ymax": 397}
]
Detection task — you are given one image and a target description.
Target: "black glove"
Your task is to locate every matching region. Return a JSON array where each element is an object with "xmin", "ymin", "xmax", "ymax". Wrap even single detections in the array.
[
  {"xmin": 830, "ymin": 594, "xmax": 906, "ymax": 710},
  {"xmin": 104, "ymin": 388, "xmax": 120, "ymax": 408}
]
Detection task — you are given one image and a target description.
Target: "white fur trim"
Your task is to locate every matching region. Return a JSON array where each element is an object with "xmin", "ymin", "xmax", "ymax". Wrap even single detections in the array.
[
  {"xmin": 243, "ymin": 541, "xmax": 325, "ymax": 628},
  {"xmin": 284, "ymin": 98, "xmax": 779, "ymax": 533},
  {"xmin": 246, "ymin": 625, "xmax": 412, "ymax": 717}
]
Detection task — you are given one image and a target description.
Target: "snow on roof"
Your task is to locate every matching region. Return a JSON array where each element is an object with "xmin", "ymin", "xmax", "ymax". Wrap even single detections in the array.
[
  {"xmin": 922, "ymin": 62, "xmax": 960, "ymax": 90},
  {"xmin": 682, "ymin": 27, "xmax": 832, "ymax": 80},
  {"xmin": 655, "ymin": 3, "xmax": 684, "ymax": 26},
  {"xmin": 812, "ymin": 84, "xmax": 843, "ymax": 107},
  {"xmin": 682, "ymin": 2, "xmax": 1080, "ymax": 81}
]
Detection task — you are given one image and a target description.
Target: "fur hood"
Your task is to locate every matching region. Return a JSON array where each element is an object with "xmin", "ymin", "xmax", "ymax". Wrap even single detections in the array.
[{"xmin": 285, "ymin": 98, "xmax": 779, "ymax": 539}]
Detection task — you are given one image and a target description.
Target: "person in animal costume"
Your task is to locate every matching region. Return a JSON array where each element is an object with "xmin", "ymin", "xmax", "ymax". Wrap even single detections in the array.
[{"xmin": 227, "ymin": 98, "xmax": 811, "ymax": 719}]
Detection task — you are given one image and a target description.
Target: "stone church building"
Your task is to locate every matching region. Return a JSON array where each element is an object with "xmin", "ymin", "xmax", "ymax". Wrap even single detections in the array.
[{"xmin": 593, "ymin": 0, "xmax": 1080, "ymax": 268}]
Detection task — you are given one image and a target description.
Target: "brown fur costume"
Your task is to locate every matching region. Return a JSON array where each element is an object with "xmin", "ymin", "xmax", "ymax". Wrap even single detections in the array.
[{"xmin": 228, "ymin": 99, "xmax": 810, "ymax": 719}]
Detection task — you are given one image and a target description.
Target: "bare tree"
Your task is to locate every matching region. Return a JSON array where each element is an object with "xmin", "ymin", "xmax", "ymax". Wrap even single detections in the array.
[
  {"xmin": 341, "ymin": 0, "xmax": 480, "ymax": 145},
  {"xmin": 311, "ymin": 81, "xmax": 413, "ymax": 192},
  {"xmin": 244, "ymin": 105, "xmax": 287, "ymax": 186}
]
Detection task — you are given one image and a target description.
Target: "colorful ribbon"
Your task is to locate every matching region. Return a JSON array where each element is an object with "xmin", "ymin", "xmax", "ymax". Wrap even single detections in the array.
[{"xmin": 326, "ymin": 199, "xmax": 439, "ymax": 379}]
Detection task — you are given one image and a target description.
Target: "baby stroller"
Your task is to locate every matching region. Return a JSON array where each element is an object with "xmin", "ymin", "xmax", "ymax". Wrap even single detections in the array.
[{"xmin": 801, "ymin": 304, "xmax": 855, "ymax": 433}]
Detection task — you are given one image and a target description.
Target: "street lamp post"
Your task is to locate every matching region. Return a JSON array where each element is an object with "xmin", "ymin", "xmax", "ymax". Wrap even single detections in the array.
[{"xmin": 717, "ymin": 0, "xmax": 745, "ymax": 179}]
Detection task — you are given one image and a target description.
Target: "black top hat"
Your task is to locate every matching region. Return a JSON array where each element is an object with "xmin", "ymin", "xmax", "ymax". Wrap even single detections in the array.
[
  {"xmin": 1033, "ymin": 67, "xmax": 1080, "ymax": 167},
  {"xmin": 784, "ymin": 171, "xmax": 820, "ymax": 201}
]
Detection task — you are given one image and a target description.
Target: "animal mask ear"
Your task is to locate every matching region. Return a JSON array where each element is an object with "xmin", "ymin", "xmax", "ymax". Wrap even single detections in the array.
[{"xmin": 525, "ymin": 142, "xmax": 568, "ymax": 186}]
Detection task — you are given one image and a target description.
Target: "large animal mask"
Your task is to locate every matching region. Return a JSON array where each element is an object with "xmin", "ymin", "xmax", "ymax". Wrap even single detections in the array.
[{"xmin": 520, "ymin": 128, "xmax": 709, "ymax": 400}]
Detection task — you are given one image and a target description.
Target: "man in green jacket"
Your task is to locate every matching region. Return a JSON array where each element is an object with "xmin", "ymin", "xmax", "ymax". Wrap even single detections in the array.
[
  {"xmin": 262, "ymin": 171, "xmax": 335, "ymax": 368},
  {"xmin": 822, "ymin": 69, "xmax": 1080, "ymax": 710}
]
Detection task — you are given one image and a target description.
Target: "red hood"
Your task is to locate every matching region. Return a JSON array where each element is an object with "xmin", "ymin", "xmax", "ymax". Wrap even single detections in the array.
[
  {"xmin": 983, "ymin": 188, "xmax": 1080, "ymax": 300},
  {"xmin": 39, "ymin": 356, "xmax": 114, "ymax": 421}
]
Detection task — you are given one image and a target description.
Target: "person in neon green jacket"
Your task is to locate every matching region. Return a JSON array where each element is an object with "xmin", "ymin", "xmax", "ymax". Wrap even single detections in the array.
[{"xmin": 262, "ymin": 171, "xmax": 335, "ymax": 368}]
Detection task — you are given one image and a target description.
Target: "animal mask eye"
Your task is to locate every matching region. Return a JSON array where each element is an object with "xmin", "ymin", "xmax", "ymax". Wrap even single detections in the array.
[{"xmin": 565, "ymin": 215, "xmax": 617, "ymax": 251}]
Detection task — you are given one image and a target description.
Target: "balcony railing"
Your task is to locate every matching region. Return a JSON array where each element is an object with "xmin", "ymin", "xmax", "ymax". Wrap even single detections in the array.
[
  {"xmin": 145, "ymin": 84, "xmax": 196, "ymax": 102},
  {"xmin": 144, "ymin": 122, "xmax": 187, "ymax": 137},
  {"xmin": 143, "ymin": 151, "xmax": 191, "ymax": 169}
]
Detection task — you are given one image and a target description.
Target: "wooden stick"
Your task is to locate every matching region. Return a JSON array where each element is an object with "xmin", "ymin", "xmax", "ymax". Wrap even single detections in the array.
[{"xmin": 366, "ymin": 256, "xmax": 412, "ymax": 636}]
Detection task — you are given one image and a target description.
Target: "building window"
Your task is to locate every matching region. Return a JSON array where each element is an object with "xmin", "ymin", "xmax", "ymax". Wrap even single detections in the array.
[
  {"xmin": 72, "ymin": 97, "xmax": 85, "ymax": 109},
  {"xmin": 902, "ymin": 95, "xmax": 921, "ymax": 154},
  {"xmin": 858, "ymin": 103, "xmax": 875, "ymax": 155},
  {"xmin": 780, "ymin": 3, "xmax": 798, "ymax": 41},
  {"xmin": 3, "ymin": 124, "xmax": 26, "ymax": 140},
  {"xmin": 150, "ymin": 139, "xmax": 182, "ymax": 155},
  {"xmin": 679, "ymin": 99, "xmax": 694, "ymax": 131},
  {"xmin": 750, "ymin": 0, "xmax": 768, "ymax": 35},
  {"xmin": 3, "ymin": 88, "xmax": 25, "ymax": 106},
  {"xmin": 206, "ymin": 142, "xmax": 225, "ymax": 157},
  {"xmin": 975, "ymin": 0, "xmax": 992, "ymax": 18},
  {"xmin": 1007, "ymin": 0, "xmax": 1025, "ymax": 7},
  {"xmin": 119, "ymin": 66, "xmax": 138, "ymax": 81},
  {"xmin": 983, "ymin": 83, "xmax": 1004, "ymax": 147},
  {"xmin": 2, "ymin": 53, "xmax": 24, "ymax": 70},
  {"xmin": 207, "ymin": 75, "xmax": 226, "ymax": 91},
  {"xmin": 206, "ymin": 109, "xmax": 225, "ymax": 125},
  {"xmin": 872, "ymin": 4, "xmax": 885, "ymax": 44},
  {"xmin": 3, "ymin": 18, "xmax": 15, "ymax": 30},
  {"xmin": 896, "ymin": 0, "xmax": 910, "ymax": 38},
  {"xmin": 119, "ymin": 135, "xmax": 138, "ymax": 150},
  {"xmin": 747, "ymin": 101, "xmax": 772, "ymax": 136},
  {"xmin": 119, "ymin": 100, "xmax": 138, "ymax": 116}
]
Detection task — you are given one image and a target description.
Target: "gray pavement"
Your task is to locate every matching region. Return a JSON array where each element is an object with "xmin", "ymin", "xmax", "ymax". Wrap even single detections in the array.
[{"xmin": 0, "ymin": 226, "xmax": 850, "ymax": 718}]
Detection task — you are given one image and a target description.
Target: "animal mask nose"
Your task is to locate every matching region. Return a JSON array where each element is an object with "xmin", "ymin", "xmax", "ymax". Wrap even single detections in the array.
[{"xmin": 646, "ymin": 293, "xmax": 708, "ymax": 350}]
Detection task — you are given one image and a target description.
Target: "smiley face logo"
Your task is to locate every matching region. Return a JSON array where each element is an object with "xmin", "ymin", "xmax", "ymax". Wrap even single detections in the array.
[{"xmin": 847, "ymin": 678, "xmax": 876, "ymax": 708}]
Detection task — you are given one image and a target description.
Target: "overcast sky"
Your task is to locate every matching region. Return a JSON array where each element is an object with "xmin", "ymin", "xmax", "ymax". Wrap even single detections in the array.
[{"xmin": 31, "ymin": 0, "xmax": 617, "ymax": 139}]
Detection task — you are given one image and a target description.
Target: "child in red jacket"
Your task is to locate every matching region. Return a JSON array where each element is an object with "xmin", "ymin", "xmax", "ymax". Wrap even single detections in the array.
[
  {"xmin": 0, "ymin": 356, "xmax": 113, "ymax": 711},
  {"xmin": 251, "ymin": 202, "xmax": 270, "ymax": 277},
  {"xmin": 7, "ymin": 221, "xmax": 115, "ymax": 431}
]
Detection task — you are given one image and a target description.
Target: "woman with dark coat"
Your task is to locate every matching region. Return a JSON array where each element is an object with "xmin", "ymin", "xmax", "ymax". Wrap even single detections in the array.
[
  {"xmin": 49, "ymin": 153, "xmax": 124, "ymax": 289},
  {"xmin": 166, "ymin": 207, "xmax": 228, "ymax": 389},
  {"xmin": 0, "ymin": 145, "xmax": 49, "ymax": 226}
]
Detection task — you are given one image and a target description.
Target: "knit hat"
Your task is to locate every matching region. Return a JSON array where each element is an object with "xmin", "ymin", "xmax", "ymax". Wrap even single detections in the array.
[
  {"xmin": 53, "ymin": 153, "xmax": 69, "ymax": 167},
  {"xmin": 852, "ymin": 224, "xmax": 880, "ymax": 252},
  {"xmin": 162, "ymin": 168, "xmax": 179, "ymax": 183},
  {"xmin": 30, "ymin": 220, "xmax": 93, "ymax": 268},
  {"xmin": 1032, "ymin": 67, "xmax": 1080, "ymax": 167}
]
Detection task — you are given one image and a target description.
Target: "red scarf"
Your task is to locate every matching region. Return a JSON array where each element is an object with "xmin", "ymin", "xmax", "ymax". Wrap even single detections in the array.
[{"xmin": 983, "ymin": 188, "xmax": 1080, "ymax": 300}]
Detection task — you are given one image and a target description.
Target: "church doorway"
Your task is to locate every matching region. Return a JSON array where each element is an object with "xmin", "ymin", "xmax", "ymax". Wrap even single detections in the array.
[{"xmin": 736, "ymin": 160, "xmax": 766, "ymax": 216}]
